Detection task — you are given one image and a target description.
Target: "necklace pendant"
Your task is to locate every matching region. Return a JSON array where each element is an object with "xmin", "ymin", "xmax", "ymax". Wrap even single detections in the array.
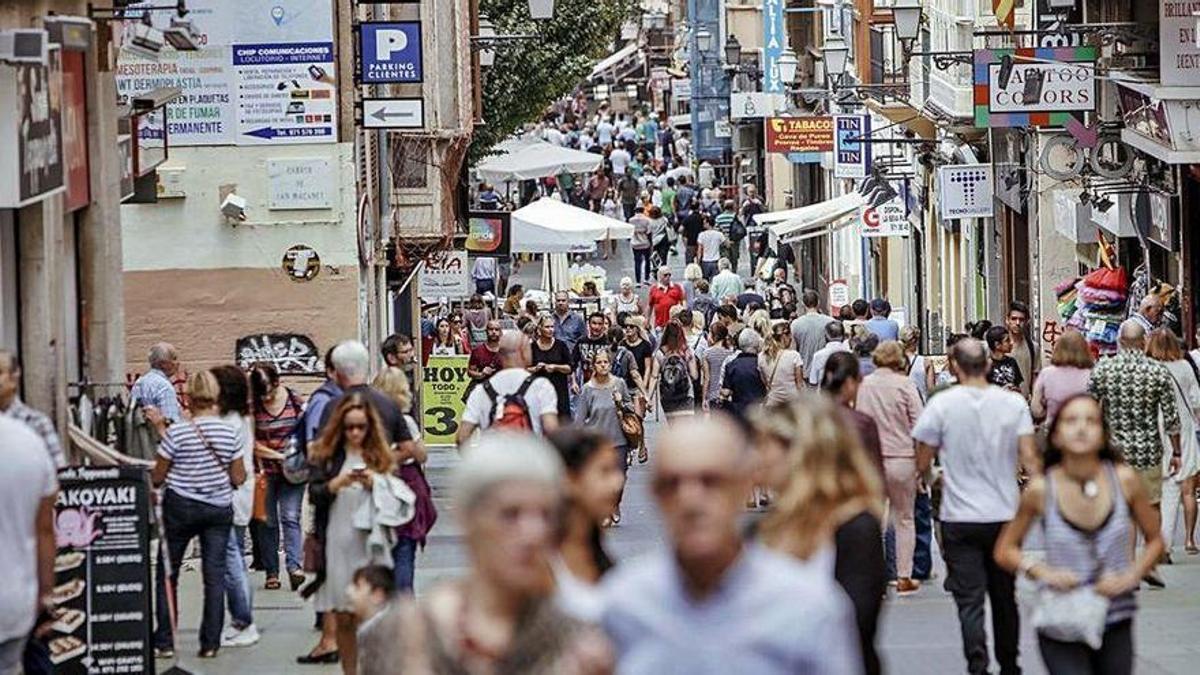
[{"xmin": 1083, "ymin": 480, "xmax": 1100, "ymax": 499}]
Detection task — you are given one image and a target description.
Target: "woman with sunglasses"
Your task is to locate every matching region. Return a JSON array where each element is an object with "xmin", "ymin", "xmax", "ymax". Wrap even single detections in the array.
[
  {"xmin": 995, "ymin": 394, "xmax": 1164, "ymax": 672},
  {"xmin": 300, "ymin": 393, "xmax": 395, "ymax": 673}
]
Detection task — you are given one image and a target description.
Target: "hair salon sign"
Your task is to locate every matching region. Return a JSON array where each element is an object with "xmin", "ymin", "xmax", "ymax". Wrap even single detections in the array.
[{"xmin": 973, "ymin": 46, "xmax": 1097, "ymax": 128}]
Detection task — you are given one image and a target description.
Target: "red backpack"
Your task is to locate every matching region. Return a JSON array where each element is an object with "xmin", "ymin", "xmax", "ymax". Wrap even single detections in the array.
[{"xmin": 482, "ymin": 375, "xmax": 538, "ymax": 432}]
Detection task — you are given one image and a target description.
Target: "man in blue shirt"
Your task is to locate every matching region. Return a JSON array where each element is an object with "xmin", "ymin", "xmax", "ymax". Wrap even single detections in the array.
[
  {"xmin": 864, "ymin": 298, "xmax": 900, "ymax": 342},
  {"xmin": 602, "ymin": 417, "xmax": 861, "ymax": 674},
  {"xmin": 551, "ymin": 291, "xmax": 586, "ymax": 351},
  {"xmin": 130, "ymin": 342, "xmax": 182, "ymax": 423}
]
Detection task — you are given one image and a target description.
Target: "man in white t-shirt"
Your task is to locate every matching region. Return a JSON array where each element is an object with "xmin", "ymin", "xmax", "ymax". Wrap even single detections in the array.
[
  {"xmin": 911, "ymin": 338, "xmax": 1036, "ymax": 675},
  {"xmin": 696, "ymin": 218, "xmax": 725, "ymax": 280},
  {"xmin": 0, "ymin": 417, "xmax": 57, "ymax": 671},
  {"xmin": 596, "ymin": 118, "xmax": 616, "ymax": 147},
  {"xmin": 458, "ymin": 331, "xmax": 559, "ymax": 445},
  {"xmin": 609, "ymin": 141, "xmax": 631, "ymax": 176}
]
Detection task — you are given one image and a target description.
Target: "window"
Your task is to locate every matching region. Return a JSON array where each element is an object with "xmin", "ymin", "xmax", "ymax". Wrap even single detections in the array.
[{"xmin": 390, "ymin": 139, "xmax": 429, "ymax": 190}]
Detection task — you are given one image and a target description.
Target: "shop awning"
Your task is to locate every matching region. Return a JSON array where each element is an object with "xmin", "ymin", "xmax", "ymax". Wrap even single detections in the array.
[
  {"xmin": 510, "ymin": 198, "xmax": 634, "ymax": 253},
  {"xmin": 767, "ymin": 193, "xmax": 866, "ymax": 244},
  {"xmin": 589, "ymin": 43, "xmax": 641, "ymax": 81},
  {"xmin": 476, "ymin": 141, "xmax": 601, "ymax": 183},
  {"xmin": 863, "ymin": 99, "xmax": 937, "ymax": 140}
]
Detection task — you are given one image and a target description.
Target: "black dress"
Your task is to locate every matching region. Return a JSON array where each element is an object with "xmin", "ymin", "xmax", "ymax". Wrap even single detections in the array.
[{"xmin": 531, "ymin": 338, "xmax": 573, "ymax": 419}]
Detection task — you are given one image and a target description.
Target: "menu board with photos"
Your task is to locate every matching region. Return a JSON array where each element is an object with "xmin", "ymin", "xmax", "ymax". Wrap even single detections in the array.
[{"xmin": 52, "ymin": 466, "xmax": 154, "ymax": 674}]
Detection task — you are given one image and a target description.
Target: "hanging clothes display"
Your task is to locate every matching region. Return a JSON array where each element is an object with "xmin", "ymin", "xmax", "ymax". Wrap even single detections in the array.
[{"xmin": 1061, "ymin": 245, "xmax": 1129, "ymax": 356}]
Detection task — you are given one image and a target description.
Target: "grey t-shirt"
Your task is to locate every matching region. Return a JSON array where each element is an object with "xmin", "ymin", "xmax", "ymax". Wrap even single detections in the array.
[
  {"xmin": 790, "ymin": 313, "xmax": 835, "ymax": 370},
  {"xmin": 576, "ymin": 379, "xmax": 633, "ymax": 449}
]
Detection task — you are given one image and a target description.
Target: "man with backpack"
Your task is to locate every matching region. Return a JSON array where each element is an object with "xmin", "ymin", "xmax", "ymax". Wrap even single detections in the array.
[{"xmin": 458, "ymin": 331, "xmax": 560, "ymax": 445}]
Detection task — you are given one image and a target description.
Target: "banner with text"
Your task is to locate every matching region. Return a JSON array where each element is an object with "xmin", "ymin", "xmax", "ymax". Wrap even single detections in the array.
[
  {"xmin": 419, "ymin": 251, "xmax": 470, "ymax": 300},
  {"xmin": 422, "ymin": 355, "xmax": 471, "ymax": 445},
  {"xmin": 834, "ymin": 115, "xmax": 871, "ymax": 179},
  {"xmin": 115, "ymin": 1, "xmax": 337, "ymax": 146},
  {"xmin": 972, "ymin": 46, "xmax": 1096, "ymax": 128},
  {"xmin": 860, "ymin": 197, "xmax": 909, "ymax": 237},
  {"xmin": 765, "ymin": 116, "xmax": 834, "ymax": 154}
]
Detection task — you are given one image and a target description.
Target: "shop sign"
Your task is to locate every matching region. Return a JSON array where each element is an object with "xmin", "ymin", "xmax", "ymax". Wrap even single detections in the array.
[
  {"xmin": 1032, "ymin": 0, "xmax": 1084, "ymax": 48},
  {"xmin": 834, "ymin": 115, "xmax": 871, "ymax": 179},
  {"xmin": 860, "ymin": 197, "xmax": 909, "ymax": 238},
  {"xmin": 762, "ymin": 0, "xmax": 787, "ymax": 93},
  {"xmin": 281, "ymin": 243, "xmax": 321, "ymax": 281},
  {"xmin": 1052, "ymin": 189, "xmax": 1096, "ymax": 244},
  {"xmin": 973, "ymin": 46, "xmax": 1097, "ymax": 128},
  {"xmin": 670, "ymin": 78, "xmax": 691, "ymax": 99},
  {"xmin": 53, "ymin": 466, "xmax": 154, "ymax": 675},
  {"xmin": 937, "ymin": 164, "xmax": 994, "ymax": 219},
  {"xmin": 235, "ymin": 332, "xmax": 321, "ymax": 374},
  {"xmin": 1161, "ymin": 0, "xmax": 1200, "ymax": 86},
  {"xmin": 1117, "ymin": 84, "xmax": 1173, "ymax": 147},
  {"xmin": 764, "ymin": 116, "xmax": 833, "ymax": 154},
  {"xmin": 828, "ymin": 279, "xmax": 850, "ymax": 313},
  {"xmin": 730, "ymin": 92, "xmax": 783, "ymax": 120},
  {"xmin": 134, "ymin": 107, "xmax": 167, "ymax": 176},
  {"xmin": 419, "ymin": 250, "xmax": 469, "ymax": 299},
  {"xmin": 0, "ymin": 50, "xmax": 65, "ymax": 208},
  {"xmin": 465, "ymin": 210, "xmax": 512, "ymax": 258},
  {"xmin": 115, "ymin": 1, "xmax": 338, "ymax": 146},
  {"xmin": 1134, "ymin": 190, "xmax": 1176, "ymax": 251},
  {"xmin": 359, "ymin": 21, "xmax": 423, "ymax": 84},
  {"xmin": 267, "ymin": 158, "xmax": 334, "ymax": 210},
  {"xmin": 61, "ymin": 51, "xmax": 90, "ymax": 212},
  {"xmin": 422, "ymin": 355, "xmax": 470, "ymax": 445}
]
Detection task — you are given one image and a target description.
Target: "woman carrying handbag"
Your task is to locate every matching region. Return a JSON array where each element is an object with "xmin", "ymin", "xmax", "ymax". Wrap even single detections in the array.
[
  {"xmin": 995, "ymin": 395, "xmax": 1164, "ymax": 673},
  {"xmin": 576, "ymin": 350, "xmax": 637, "ymax": 526}
]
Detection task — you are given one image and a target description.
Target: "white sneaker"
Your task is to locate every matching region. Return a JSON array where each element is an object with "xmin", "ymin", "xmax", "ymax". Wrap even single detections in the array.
[
  {"xmin": 221, "ymin": 624, "xmax": 260, "ymax": 648},
  {"xmin": 220, "ymin": 625, "xmax": 238, "ymax": 642}
]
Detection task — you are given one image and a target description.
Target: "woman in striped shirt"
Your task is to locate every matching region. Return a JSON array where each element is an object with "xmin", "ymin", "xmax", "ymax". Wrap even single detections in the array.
[
  {"xmin": 249, "ymin": 364, "xmax": 306, "ymax": 591},
  {"xmin": 150, "ymin": 371, "xmax": 247, "ymax": 659}
]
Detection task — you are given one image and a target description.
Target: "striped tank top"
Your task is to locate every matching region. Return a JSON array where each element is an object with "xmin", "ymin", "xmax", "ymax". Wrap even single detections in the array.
[{"xmin": 1043, "ymin": 462, "xmax": 1136, "ymax": 624}]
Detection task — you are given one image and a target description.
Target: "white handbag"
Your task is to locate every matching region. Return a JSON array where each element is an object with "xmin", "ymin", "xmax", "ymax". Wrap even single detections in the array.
[{"xmin": 1031, "ymin": 586, "xmax": 1110, "ymax": 649}]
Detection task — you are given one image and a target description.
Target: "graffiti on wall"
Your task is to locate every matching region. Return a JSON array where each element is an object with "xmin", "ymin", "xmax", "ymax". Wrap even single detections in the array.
[
  {"xmin": 1042, "ymin": 319, "xmax": 1064, "ymax": 361},
  {"xmin": 236, "ymin": 333, "xmax": 321, "ymax": 375}
]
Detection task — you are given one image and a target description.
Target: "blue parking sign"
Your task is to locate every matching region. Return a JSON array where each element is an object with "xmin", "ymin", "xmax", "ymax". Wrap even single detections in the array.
[{"xmin": 359, "ymin": 22, "xmax": 423, "ymax": 84}]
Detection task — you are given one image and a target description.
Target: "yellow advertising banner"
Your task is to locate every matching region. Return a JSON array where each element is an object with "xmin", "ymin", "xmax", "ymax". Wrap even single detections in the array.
[{"xmin": 422, "ymin": 355, "xmax": 471, "ymax": 445}]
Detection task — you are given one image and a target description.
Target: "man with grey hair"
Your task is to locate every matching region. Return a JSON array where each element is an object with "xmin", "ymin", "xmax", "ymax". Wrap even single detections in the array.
[
  {"xmin": 317, "ymin": 340, "xmax": 413, "ymax": 452},
  {"xmin": 913, "ymin": 338, "xmax": 1037, "ymax": 675},
  {"xmin": 130, "ymin": 342, "xmax": 182, "ymax": 424},
  {"xmin": 1089, "ymin": 320, "xmax": 1181, "ymax": 534},
  {"xmin": 0, "ymin": 350, "xmax": 64, "ymax": 467},
  {"xmin": 718, "ymin": 330, "xmax": 768, "ymax": 425},
  {"xmin": 602, "ymin": 417, "xmax": 861, "ymax": 673},
  {"xmin": 458, "ymin": 330, "xmax": 559, "ymax": 444},
  {"xmin": 807, "ymin": 321, "xmax": 850, "ymax": 386},
  {"xmin": 710, "ymin": 257, "xmax": 744, "ymax": 301},
  {"xmin": 1131, "ymin": 293, "xmax": 1163, "ymax": 334}
]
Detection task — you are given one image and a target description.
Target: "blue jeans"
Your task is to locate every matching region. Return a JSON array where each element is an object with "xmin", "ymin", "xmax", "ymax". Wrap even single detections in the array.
[
  {"xmin": 224, "ymin": 525, "xmax": 254, "ymax": 629},
  {"xmin": 391, "ymin": 537, "xmax": 418, "ymax": 593},
  {"xmin": 155, "ymin": 490, "xmax": 232, "ymax": 651},
  {"xmin": 258, "ymin": 475, "xmax": 304, "ymax": 576},
  {"xmin": 886, "ymin": 490, "xmax": 934, "ymax": 580}
]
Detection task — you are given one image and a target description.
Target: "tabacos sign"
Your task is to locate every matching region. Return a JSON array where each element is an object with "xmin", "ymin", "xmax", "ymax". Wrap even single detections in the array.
[{"xmin": 973, "ymin": 46, "xmax": 1097, "ymax": 128}]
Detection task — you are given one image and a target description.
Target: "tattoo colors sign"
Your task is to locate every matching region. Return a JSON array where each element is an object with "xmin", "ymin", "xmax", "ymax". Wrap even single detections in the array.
[
  {"xmin": 764, "ymin": 116, "xmax": 834, "ymax": 154},
  {"xmin": 114, "ymin": 0, "xmax": 337, "ymax": 145},
  {"xmin": 972, "ymin": 46, "xmax": 1097, "ymax": 128},
  {"xmin": 423, "ymin": 355, "xmax": 471, "ymax": 445},
  {"xmin": 52, "ymin": 466, "xmax": 153, "ymax": 674}
]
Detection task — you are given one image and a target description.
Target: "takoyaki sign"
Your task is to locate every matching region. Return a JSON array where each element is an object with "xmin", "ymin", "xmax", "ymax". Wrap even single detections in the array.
[{"xmin": 53, "ymin": 466, "xmax": 153, "ymax": 675}]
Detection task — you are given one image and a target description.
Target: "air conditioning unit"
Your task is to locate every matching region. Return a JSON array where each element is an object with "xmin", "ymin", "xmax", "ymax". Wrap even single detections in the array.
[{"xmin": 0, "ymin": 29, "xmax": 49, "ymax": 65}]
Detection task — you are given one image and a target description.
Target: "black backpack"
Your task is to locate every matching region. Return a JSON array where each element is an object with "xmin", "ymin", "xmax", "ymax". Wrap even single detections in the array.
[
  {"xmin": 729, "ymin": 216, "xmax": 747, "ymax": 242},
  {"xmin": 659, "ymin": 353, "xmax": 693, "ymax": 409},
  {"xmin": 483, "ymin": 375, "xmax": 538, "ymax": 432}
]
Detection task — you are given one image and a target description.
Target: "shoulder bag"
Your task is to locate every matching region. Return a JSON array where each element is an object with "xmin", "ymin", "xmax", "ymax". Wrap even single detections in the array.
[
  {"xmin": 1030, "ymin": 496, "xmax": 1110, "ymax": 649},
  {"xmin": 189, "ymin": 420, "xmax": 242, "ymax": 490},
  {"xmin": 612, "ymin": 387, "xmax": 644, "ymax": 451}
]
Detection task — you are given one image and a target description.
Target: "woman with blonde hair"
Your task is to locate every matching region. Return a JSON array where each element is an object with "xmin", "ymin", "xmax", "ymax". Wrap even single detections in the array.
[
  {"xmin": 300, "ymin": 393, "xmax": 395, "ymax": 673},
  {"xmin": 751, "ymin": 393, "xmax": 886, "ymax": 675},
  {"xmin": 1146, "ymin": 329, "xmax": 1200, "ymax": 556},
  {"xmin": 1030, "ymin": 329, "xmax": 1094, "ymax": 424},
  {"xmin": 855, "ymin": 341, "xmax": 924, "ymax": 595},
  {"xmin": 758, "ymin": 321, "xmax": 804, "ymax": 405},
  {"xmin": 371, "ymin": 367, "xmax": 437, "ymax": 592},
  {"xmin": 747, "ymin": 308, "xmax": 772, "ymax": 340},
  {"xmin": 682, "ymin": 262, "xmax": 704, "ymax": 309}
]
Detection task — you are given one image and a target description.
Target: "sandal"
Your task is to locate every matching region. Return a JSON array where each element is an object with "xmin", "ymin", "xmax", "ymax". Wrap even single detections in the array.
[
  {"xmin": 638, "ymin": 443, "xmax": 648, "ymax": 464},
  {"xmin": 296, "ymin": 649, "xmax": 339, "ymax": 664},
  {"xmin": 1187, "ymin": 543, "xmax": 1199, "ymax": 555},
  {"xmin": 265, "ymin": 576, "xmax": 282, "ymax": 590}
]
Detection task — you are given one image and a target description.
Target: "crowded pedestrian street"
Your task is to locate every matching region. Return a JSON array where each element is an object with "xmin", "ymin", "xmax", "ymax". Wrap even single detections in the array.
[{"xmin": 6, "ymin": 0, "xmax": 1200, "ymax": 674}]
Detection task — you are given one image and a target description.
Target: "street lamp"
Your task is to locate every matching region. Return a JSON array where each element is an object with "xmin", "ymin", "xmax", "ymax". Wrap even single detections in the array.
[
  {"xmin": 477, "ymin": 18, "xmax": 496, "ymax": 68},
  {"xmin": 528, "ymin": 0, "xmax": 555, "ymax": 20},
  {"xmin": 724, "ymin": 34, "xmax": 742, "ymax": 67},
  {"xmin": 892, "ymin": 0, "xmax": 923, "ymax": 52},
  {"xmin": 777, "ymin": 49, "xmax": 799, "ymax": 85},
  {"xmin": 822, "ymin": 35, "xmax": 850, "ymax": 84},
  {"xmin": 696, "ymin": 28, "xmax": 713, "ymax": 53}
]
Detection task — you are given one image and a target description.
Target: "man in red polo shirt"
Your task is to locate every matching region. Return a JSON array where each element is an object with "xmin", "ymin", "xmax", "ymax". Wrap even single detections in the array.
[{"xmin": 646, "ymin": 265, "xmax": 685, "ymax": 329}]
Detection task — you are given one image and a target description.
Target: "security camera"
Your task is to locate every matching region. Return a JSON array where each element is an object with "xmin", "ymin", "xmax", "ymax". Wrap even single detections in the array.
[
  {"xmin": 129, "ymin": 20, "xmax": 165, "ymax": 56},
  {"xmin": 164, "ymin": 17, "xmax": 200, "ymax": 51},
  {"xmin": 221, "ymin": 193, "xmax": 247, "ymax": 222}
]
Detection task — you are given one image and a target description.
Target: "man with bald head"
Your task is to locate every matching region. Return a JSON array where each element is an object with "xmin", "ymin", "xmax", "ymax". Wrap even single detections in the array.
[
  {"xmin": 458, "ymin": 330, "xmax": 559, "ymax": 444},
  {"xmin": 601, "ymin": 418, "xmax": 861, "ymax": 674},
  {"xmin": 1089, "ymin": 320, "xmax": 1181, "ymax": 518},
  {"xmin": 913, "ymin": 338, "xmax": 1037, "ymax": 675},
  {"xmin": 1132, "ymin": 293, "xmax": 1164, "ymax": 333}
]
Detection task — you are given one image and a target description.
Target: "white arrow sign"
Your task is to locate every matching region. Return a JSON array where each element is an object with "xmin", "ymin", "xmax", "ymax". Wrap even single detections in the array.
[{"xmin": 362, "ymin": 98, "xmax": 425, "ymax": 129}]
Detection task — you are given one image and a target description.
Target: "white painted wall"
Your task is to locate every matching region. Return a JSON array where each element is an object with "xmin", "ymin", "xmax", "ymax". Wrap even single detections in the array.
[{"xmin": 122, "ymin": 142, "xmax": 358, "ymax": 271}]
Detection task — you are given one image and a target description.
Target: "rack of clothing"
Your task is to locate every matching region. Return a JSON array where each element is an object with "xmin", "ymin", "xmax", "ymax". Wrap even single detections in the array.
[{"xmin": 68, "ymin": 382, "xmax": 131, "ymax": 457}]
